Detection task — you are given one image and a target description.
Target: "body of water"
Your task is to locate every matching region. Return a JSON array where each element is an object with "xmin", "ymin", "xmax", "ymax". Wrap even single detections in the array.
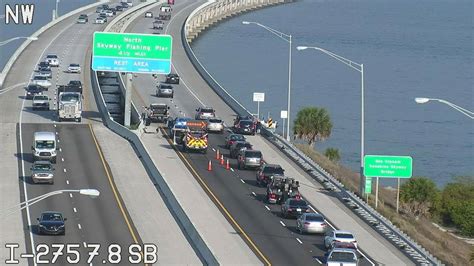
[
  {"xmin": 191, "ymin": 0, "xmax": 473, "ymax": 187},
  {"xmin": 1, "ymin": 0, "xmax": 95, "ymax": 70}
]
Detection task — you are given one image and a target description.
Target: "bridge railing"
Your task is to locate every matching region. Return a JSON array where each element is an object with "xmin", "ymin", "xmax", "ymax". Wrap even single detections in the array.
[{"xmin": 182, "ymin": 1, "xmax": 442, "ymax": 265}]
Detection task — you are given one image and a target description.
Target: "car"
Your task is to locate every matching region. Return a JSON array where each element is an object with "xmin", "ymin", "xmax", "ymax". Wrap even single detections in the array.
[
  {"xmin": 281, "ymin": 198, "xmax": 310, "ymax": 218},
  {"xmin": 296, "ymin": 213, "xmax": 328, "ymax": 234},
  {"xmin": 68, "ymin": 80, "xmax": 82, "ymax": 90},
  {"xmin": 256, "ymin": 164, "xmax": 284, "ymax": 186},
  {"xmin": 31, "ymin": 75, "xmax": 52, "ymax": 89},
  {"xmin": 36, "ymin": 69, "xmax": 52, "ymax": 79},
  {"xmin": 229, "ymin": 141, "xmax": 252, "ymax": 158},
  {"xmin": 37, "ymin": 61, "xmax": 51, "ymax": 72},
  {"xmin": 77, "ymin": 14, "xmax": 88, "ymax": 23},
  {"xmin": 207, "ymin": 118, "xmax": 224, "ymax": 133},
  {"xmin": 225, "ymin": 133, "xmax": 246, "ymax": 148},
  {"xmin": 104, "ymin": 9, "xmax": 114, "ymax": 17},
  {"xmin": 325, "ymin": 248, "xmax": 359, "ymax": 266},
  {"xmin": 109, "ymin": 7, "xmax": 117, "ymax": 14},
  {"xmin": 115, "ymin": 5, "xmax": 124, "ymax": 11},
  {"xmin": 237, "ymin": 149, "xmax": 262, "ymax": 169},
  {"xmin": 195, "ymin": 107, "xmax": 215, "ymax": 120},
  {"xmin": 45, "ymin": 54, "xmax": 59, "ymax": 67},
  {"xmin": 37, "ymin": 211, "xmax": 66, "ymax": 235},
  {"xmin": 156, "ymin": 83, "xmax": 173, "ymax": 98},
  {"xmin": 32, "ymin": 95, "xmax": 50, "ymax": 111},
  {"xmin": 67, "ymin": 63, "xmax": 81, "ymax": 73},
  {"xmin": 234, "ymin": 119, "xmax": 256, "ymax": 135},
  {"xmin": 145, "ymin": 11, "xmax": 153, "ymax": 18},
  {"xmin": 165, "ymin": 73, "xmax": 180, "ymax": 84},
  {"xmin": 95, "ymin": 6, "xmax": 103, "ymax": 13},
  {"xmin": 331, "ymin": 242, "xmax": 358, "ymax": 251},
  {"xmin": 153, "ymin": 20, "xmax": 164, "ymax": 30},
  {"xmin": 25, "ymin": 84, "xmax": 43, "ymax": 99},
  {"xmin": 125, "ymin": 0, "xmax": 133, "ymax": 7},
  {"xmin": 324, "ymin": 230, "xmax": 358, "ymax": 250},
  {"xmin": 121, "ymin": 2, "xmax": 129, "ymax": 8},
  {"xmin": 95, "ymin": 16, "xmax": 106, "ymax": 24},
  {"xmin": 31, "ymin": 161, "xmax": 54, "ymax": 184}
]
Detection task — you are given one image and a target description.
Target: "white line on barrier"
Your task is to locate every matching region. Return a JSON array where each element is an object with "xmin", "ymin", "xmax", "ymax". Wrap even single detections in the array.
[
  {"xmin": 78, "ymin": 224, "xmax": 82, "ymax": 230},
  {"xmin": 240, "ymin": 179, "xmax": 245, "ymax": 184},
  {"xmin": 73, "ymin": 208, "xmax": 77, "ymax": 213},
  {"xmin": 279, "ymin": 221, "xmax": 286, "ymax": 227},
  {"xmin": 251, "ymin": 192, "xmax": 256, "ymax": 197},
  {"xmin": 265, "ymin": 205, "xmax": 270, "ymax": 211},
  {"xmin": 66, "ymin": 180, "xmax": 69, "ymax": 185},
  {"xmin": 296, "ymin": 238, "xmax": 303, "ymax": 244}
]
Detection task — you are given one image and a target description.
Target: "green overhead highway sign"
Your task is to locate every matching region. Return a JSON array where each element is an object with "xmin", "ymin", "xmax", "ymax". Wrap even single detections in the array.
[
  {"xmin": 92, "ymin": 32, "xmax": 172, "ymax": 74},
  {"xmin": 364, "ymin": 155, "xmax": 413, "ymax": 178}
]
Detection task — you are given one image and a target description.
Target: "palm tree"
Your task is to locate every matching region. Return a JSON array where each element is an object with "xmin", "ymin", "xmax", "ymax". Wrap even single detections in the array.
[
  {"xmin": 293, "ymin": 107, "xmax": 332, "ymax": 147},
  {"xmin": 325, "ymin": 148, "xmax": 340, "ymax": 163}
]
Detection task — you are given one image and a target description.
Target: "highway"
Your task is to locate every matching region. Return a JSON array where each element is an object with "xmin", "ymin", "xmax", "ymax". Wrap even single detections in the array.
[
  {"xmin": 125, "ymin": 1, "xmax": 374, "ymax": 265},
  {"xmin": 1, "ymin": 3, "xmax": 142, "ymax": 264}
]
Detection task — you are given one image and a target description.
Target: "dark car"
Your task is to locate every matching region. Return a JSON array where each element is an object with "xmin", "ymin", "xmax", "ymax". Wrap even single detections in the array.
[
  {"xmin": 121, "ymin": 2, "xmax": 129, "ymax": 8},
  {"xmin": 225, "ymin": 133, "xmax": 246, "ymax": 149},
  {"xmin": 229, "ymin": 141, "xmax": 252, "ymax": 158},
  {"xmin": 281, "ymin": 199, "xmax": 310, "ymax": 218},
  {"xmin": 165, "ymin": 73, "xmax": 180, "ymax": 84},
  {"xmin": 237, "ymin": 150, "xmax": 263, "ymax": 170},
  {"xmin": 37, "ymin": 61, "xmax": 51, "ymax": 72},
  {"xmin": 234, "ymin": 119, "xmax": 256, "ymax": 135},
  {"xmin": 25, "ymin": 84, "xmax": 43, "ymax": 99},
  {"xmin": 68, "ymin": 80, "xmax": 82, "ymax": 91},
  {"xmin": 37, "ymin": 211, "xmax": 66, "ymax": 235},
  {"xmin": 256, "ymin": 164, "xmax": 285, "ymax": 186},
  {"xmin": 115, "ymin": 5, "xmax": 124, "ymax": 11}
]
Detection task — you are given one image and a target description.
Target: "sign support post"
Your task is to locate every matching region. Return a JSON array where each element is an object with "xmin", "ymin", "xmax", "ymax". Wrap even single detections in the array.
[
  {"xmin": 375, "ymin": 177, "xmax": 379, "ymax": 209},
  {"xmin": 124, "ymin": 73, "xmax": 132, "ymax": 127},
  {"xmin": 396, "ymin": 178, "xmax": 400, "ymax": 213},
  {"xmin": 257, "ymin": 101, "xmax": 260, "ymax": 120},
  {"xmin": 280, "ymin": 110, "xmax": 288, "ymax": 139},
  {"xmin": 253, "ymin": 92, "xmax": 265, "ymax": 120}
]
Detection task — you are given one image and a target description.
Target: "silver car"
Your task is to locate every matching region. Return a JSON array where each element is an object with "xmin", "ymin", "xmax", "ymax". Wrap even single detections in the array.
[
  {"xmin": 296, "ymin": 213, "xmax": 328, "ymax": 234},
  {"xmin": 237, "ymin": 150, "xmax": 263, "ymax": 169},
  {"xmin": 324, "ymin": 230, "xmax": 358, "ymax": 250},
  {"xmin": 207, "ymin": 118, "xmax": 224, "ymax": 133},
  {"xmin": 31, "ymin": 75, "xmax": 52, "ymax": 89},
  {"xmin": 31, "ymin": 161, "xmax": 54, "ymax": 184},
  {"xmin": 325, "ymin": 248, "xmax": 359, "ymax": 266},
  {"xmin": 156, "ymin": 83, "xmax": 173, "ymax": 98},
  {"xmin": 32, "ymin": 95, "xmax": 50, "ymax": 110}
]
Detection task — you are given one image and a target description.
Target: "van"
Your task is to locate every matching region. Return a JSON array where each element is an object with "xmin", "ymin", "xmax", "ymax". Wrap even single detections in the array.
[{"xmin": 32, "ymin": 132, "xmax": 57, "ymax": 163}]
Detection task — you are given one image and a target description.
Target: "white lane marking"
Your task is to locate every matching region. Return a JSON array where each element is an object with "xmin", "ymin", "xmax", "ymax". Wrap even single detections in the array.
[
  {"xmin": 315, "ymin": 258, "xmax": 322, "ymax": 264},
  {"xmin": 296, "ymin": 238, "xmax": 303, "ymax": 244},
  {"xmin": 240, "ymin": 179, "xmax": 245, "ymax": 183},
  {"xmin": 73, "ymin": 208, "xmax": 77, "ymax": 213},
  {"xmin": 83, "ymin": 242, "xmax": 87, "ymax": 248},
  {"xmin": 55, "ymin": 132, "xmax": 58, "ymax": 135},
  {"xmin": 0, "ymin": 82, "xmax": 27, "ymax": 95},
  {"xmin": 63, "ymin": 168, "xmax": 66, "ymax": 173},
  {"xmin": 251, "ymin": 192, "xmax": 256, "ymax": 197},
  {"xmin": 265, "ymin": 205, "xmax": 270, "ymax": 211},
  {"xmin": 230, "ymin": 168, "xmax": 234, "ymax": 172},
  {"xmin": 66, "ymin": 180, "xmax": 69, "ymax": 185},
  {"xmin": 54, "ymin": 124, "xmax": 57, "ymax": 127},
  {"xmin": 57, "ymin": 139, "xmax": 60, "ymax": 143},
  {"xmin": 78, "ymin": 224, "xmax": 82, "ymax": 230},
  {"xmin": 61, "ymin": 158, "xmax": 64, "ymax": 162},
  {"xmin": 69, "ymin": 193, "xmax": 73, "ymax": 198},
  {"xmin": 59, "ymin": 148, "xmax": 62, "ymax": 152},
  {"xmin": 280, "ymin": 221, "xmax": 286, "ymax": 227},
  {"xmin": 212, "ymin": 148, "xmax": 216, "ymax": 152}
]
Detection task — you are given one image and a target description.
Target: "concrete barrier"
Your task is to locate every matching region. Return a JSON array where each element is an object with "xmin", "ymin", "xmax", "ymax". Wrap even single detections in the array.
[{"xmin": 0, "ymin": 1, "xmax": 109, "ymax": 89}]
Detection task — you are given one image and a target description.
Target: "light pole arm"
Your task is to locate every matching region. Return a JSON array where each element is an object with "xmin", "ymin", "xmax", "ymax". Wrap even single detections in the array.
[
  {"xmin": 0, "ymin": 37, "xmax": 22, "ymax": 46},
  {"xmin": 249, "ymin": 22, "xmax": 291, "ymax": 43},
  {"xmin": 437, "ymin": 99, "xmax": 474, "ymax": 116},
  {"xmin": 306, "ymin": 47, "xmax": 362, "ymax": 72}
]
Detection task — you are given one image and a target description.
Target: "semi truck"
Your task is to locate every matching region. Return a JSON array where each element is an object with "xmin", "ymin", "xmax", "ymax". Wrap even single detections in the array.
[{"xmin": 57, "ymin": 84, "xmax": 82, "ymax": 122}]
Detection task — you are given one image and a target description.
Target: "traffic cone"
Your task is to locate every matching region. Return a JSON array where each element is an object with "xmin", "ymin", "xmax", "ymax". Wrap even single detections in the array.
[
  {"xmin": 208, "ymin": 160, "xmax": 212, "ymax": 171},
  {"xmin": 220, "ymin": 154, "xmax": 224, "ymax": 165},
  {"xmin": 226, "ymin": 159, "xmax": 230, "ymax": 170},
  {"xmin": 216, "ymin": 149, "xmax": 220, "ymax": 160}
]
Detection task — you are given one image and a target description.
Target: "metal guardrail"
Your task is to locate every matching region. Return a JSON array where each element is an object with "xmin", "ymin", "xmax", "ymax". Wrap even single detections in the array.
[
  {"xmin": 182, "ymin": 2, "xmax": 442, "ymax": 265},
  {"xmin": 90, "ymin": 3, "xmax": 219, "ymax": 265}
]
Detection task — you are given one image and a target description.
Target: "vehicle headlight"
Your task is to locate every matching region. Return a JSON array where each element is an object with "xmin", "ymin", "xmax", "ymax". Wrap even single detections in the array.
[
  {"xmin": 39, "ymin": 224, "xmax": 44, "ymax": 228},
  {"xmin": 35, "ymin": 150, "xmax": 40, "ymax": 155},
  {"xmin": 51, "ymin": 150, "xmax": 56, "ymax": 156}
]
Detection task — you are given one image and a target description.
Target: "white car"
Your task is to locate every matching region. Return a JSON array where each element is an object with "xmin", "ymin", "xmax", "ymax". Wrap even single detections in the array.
[
  {"xmin": 324, "ymin": 230, "xmax": 358, "ymax": 250},
  {"xmin": 95, "ymin": 17, "xmax": 106, "ymax": 24},
  {"xmin": 31, "ymin": 75, "xmax": 52, "ymax": 89},
  {"xmin": 325, "ymin": 248, "xmax": 359, "ymax": 266},
  {"xmin": 207, "ymin": 118, "xmax": 224, "ymax": 133},
  {"xmin": 145, "ymin": 12, "xmax": 153, "ymax": 18},
  {"xmin": 67, "ymin": 63, "xmax": 81, "ymax": 73},
  {"xmin": 105, "ymin": 10, "xmax": 114, "ymax": 17},
  {"xmin": 45, "ymin": 54, "xmax": 59, "ymax": 67}
]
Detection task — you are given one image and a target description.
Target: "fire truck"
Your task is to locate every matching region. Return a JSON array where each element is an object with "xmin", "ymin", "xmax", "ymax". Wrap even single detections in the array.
[
  {"xmin": 182, "ymin": 120, "xmax": 208, "ymax": 153},
  {"xmin": 266, "ymin": 175, "xmax": 301, "ymax": 204}
]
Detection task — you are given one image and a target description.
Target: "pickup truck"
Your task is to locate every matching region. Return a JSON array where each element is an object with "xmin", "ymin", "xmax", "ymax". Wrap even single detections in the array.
[{"xmin": 145, "ymin": 103, "xmax": 170, "ymax": 124}]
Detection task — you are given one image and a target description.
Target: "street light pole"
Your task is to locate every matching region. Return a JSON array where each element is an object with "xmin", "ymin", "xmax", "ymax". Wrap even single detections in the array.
[
  {"xmin": 297, "ymin": 45, "xmax": 366, "ymax": 196},
  {"xmin": 0, "ymin": 36, "xmax": 38, "ymax": 46},
  {"xmin": 242, "ymin": 21, "xmax": 292, "ymax": 141},
  {"xmin": 415, "ymin": 97, "xmax": 474, "ymax": 119}
]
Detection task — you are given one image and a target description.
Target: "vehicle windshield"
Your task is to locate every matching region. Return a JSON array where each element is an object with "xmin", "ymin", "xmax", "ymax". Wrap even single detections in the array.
[
  {"xmin": 36, "ymin": 140, "xmax": 54, "ymax": 149},
  {"xmin": 245, "ymin": 151, "xmax": 261, "ymax": 158},
  {"xmin": 33, "ymin": 163, "xmax": 52, "ymax": 171},
  {"xmin": 70, "ymin": 64, "xmax": 79, "ymax": 67},
  {"xmin": 34, "ymin": 76, "xmax": 47, "ymax": 80},
  {"xmin": 240, "ymin": 120, "xmax": 253, "ymax": 126},
  {"xmin": 34, "ymin": 96, "xmax": 48, "ymax": 100},
  {"xmin": 230, "ymin": 134, "xmax": 245, "ymax": 141},
  {"xmin": 201, "ymin": 108, "xmax": 214, "ymax": 113},
  {"xmin": 46, "ymin": 55, "xmax": 57, "ymax": 59},
  {"xmin": 306, "ymin": 215, "xmax": 324, "ymax": 222},
  {"xmin": 209, "ymin": 119, "xmax": 222, "ymax": 123},
  {"xmin": 60, "ymin": 94, "xmax": 79, "ymax": 102},
  {"xmin": 335, "ymin": 233, "xmax": 355, "ymax": 239},
  {"xmin": 42, "ymin": 213, "xmax": 62, "ymax": 221},
  {"xmin": 289, "ymin": 200, "xmax": 308, "ymax": 207},
  {"xmin": 264, "ymin": 166, "xmax": 284, "ymax": 175},
  {"xmin": 328, "ymin": 252, "xmax": 356, "ymax": 262},
  {"xmin": 27, "ymin": 85, "xmax": 41, "ymax": 92},
  {"xmin": 69, "ymin": 81, "xmax": 81, "ymax": 86}
]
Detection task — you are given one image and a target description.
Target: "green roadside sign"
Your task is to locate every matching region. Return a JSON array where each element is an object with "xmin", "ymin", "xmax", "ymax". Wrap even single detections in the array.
[
  {"xmin": 365, "ymin": 176, "xmax": 372, "ymax": 193},
  {"xmin": 92, "ymin": 32, "xmax": 172, "ymax": 74},
  {"xmin": 364, "ymin": 155, "xmax": 413, "ymax": 178}
]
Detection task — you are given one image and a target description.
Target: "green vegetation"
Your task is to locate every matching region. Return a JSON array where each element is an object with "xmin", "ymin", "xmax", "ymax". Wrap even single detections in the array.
[
  {"xmin": 439, "ymin": 178, "xmax": 474, "ymax": 236},
  {"xmin": 400, "ymin": 177, "xmax": 440, "ymax": 218},
  {"xmin": 324, "ymin": 148, "xmax": 340, "ymax": 163},
  {"xmin": 293, "ymin": 107, "xmax": 332, "ymax": 147}
]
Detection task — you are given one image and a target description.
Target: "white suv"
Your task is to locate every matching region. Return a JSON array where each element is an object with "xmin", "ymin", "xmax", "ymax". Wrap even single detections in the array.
[
  {"xmin": 45, "ymin": 54, "xmax": 59, "ymax": 67},
  {"xmin": 67, "ymin": 63, "xmax": 81, "ymax": 73}
]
